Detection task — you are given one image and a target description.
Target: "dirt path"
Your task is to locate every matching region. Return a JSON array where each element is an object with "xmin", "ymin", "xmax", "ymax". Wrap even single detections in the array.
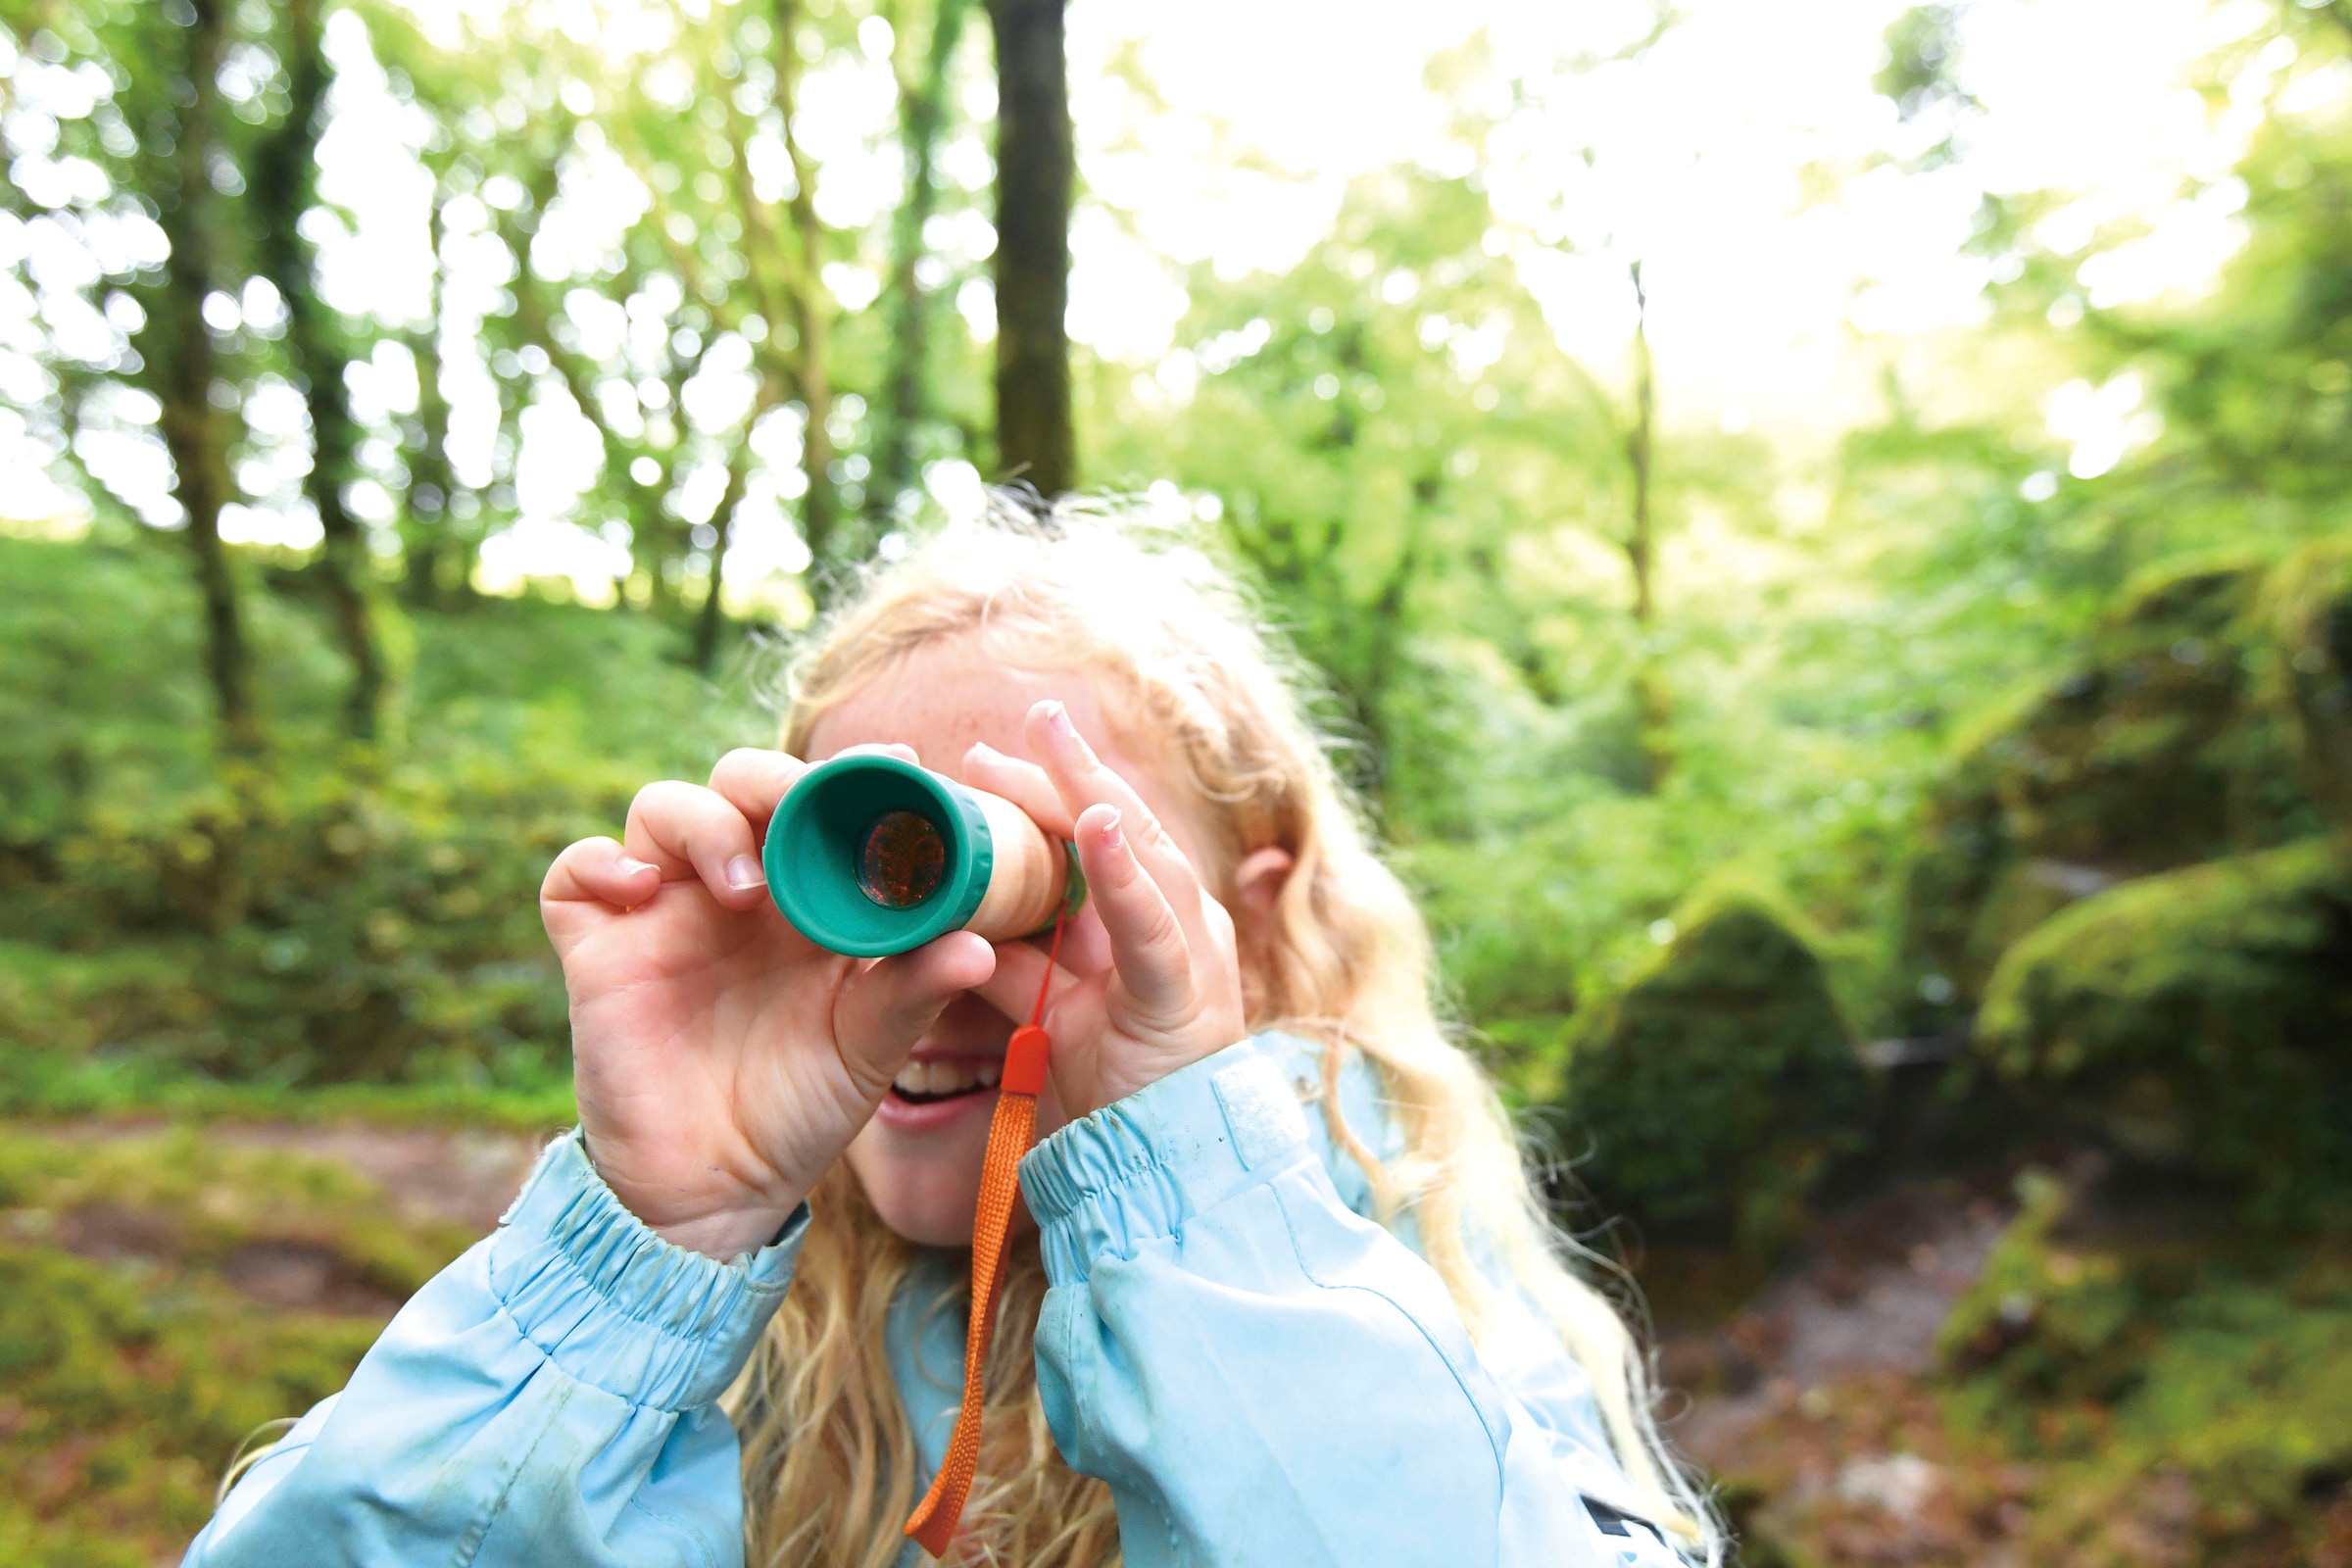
[
  {"xmin": 1671, "ymin": 1183, "xmax": 2013, "ymax": 1462},
  {"xmin": 1656, "ymin": 1180, "xmax": 2026, "ymax": 1562},
  {"xmin": 205, "ymin": 1122, "xmax": 548, "ymax": 1235},
  {"xmin": 48, "ymin": 1118, "xmax": 547, "ymax": 1237}
]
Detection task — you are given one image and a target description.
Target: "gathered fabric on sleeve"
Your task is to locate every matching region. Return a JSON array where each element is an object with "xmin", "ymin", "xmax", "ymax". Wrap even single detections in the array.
[
  {"xmin": 182, "ymin": 1131, "xmax": 805, "ymax": 1568},
  {"xmin": 1019, "ymin": 1036, "xmax": 1691, "ymax": 1568}
]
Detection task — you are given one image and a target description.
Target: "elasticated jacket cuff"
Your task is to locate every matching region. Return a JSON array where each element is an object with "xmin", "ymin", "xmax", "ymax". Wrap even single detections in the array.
[
  {"xmin": 1020, "ymin": 1040, "xmax": 1313, "ymax": 1285},
  {"xmin": 484, "ymin": 1131, "xmax": 807, "ymax": 1411}
]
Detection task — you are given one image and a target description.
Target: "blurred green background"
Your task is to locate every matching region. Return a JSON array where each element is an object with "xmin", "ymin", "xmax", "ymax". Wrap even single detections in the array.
[{"xmin": 1, "ymin": 0, "xmax": 2349, "ymax": 1562}]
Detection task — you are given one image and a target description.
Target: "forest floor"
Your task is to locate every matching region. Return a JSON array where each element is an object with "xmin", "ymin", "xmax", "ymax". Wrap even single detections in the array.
[{"xmin": 1658, "ymin": 1176, "xmax": 2045, "ymax": 1564}]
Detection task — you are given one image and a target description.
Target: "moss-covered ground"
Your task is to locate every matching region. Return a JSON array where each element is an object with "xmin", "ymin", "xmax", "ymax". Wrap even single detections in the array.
[{"xmin": 0, "ymin": 1119, "xmax": 521, "ymax": 1565}]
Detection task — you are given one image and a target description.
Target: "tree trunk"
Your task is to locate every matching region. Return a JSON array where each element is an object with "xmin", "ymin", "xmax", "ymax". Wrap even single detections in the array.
[
  {"xmin": 774, "ymin": 0, "xmax": 841, "ymax": 588},
  {"xmin": 405, "ymin": 325, "xmax": 466, "ymax": 607},
  {"xmin": 691, "ymin": 452, "xmax": 754, "ymax": 673},
  {"xmin": 141, "ymin": 0, "xmax": 261, "ymax": 759},
  {"xmin": 987, "ymin": 0, "xmax": 1072, "ymax": 497},
  {"xmin": 871, "ymin": 0, "xmax": 970, "ymax": 527},
  {"xmin": 404, "ymin": 191, "xmax": 467, "ymax": 609},
  {"xmin": 258, "ymin": 0, "xmax": 389, "ymax": 740},
  {"xmin": 694, "ymin": 352, "xmax": 790, "ymax": 672},
  {"xmin": 1624, "ymin": 261, "xmax": 1672, "ymax": 789}
]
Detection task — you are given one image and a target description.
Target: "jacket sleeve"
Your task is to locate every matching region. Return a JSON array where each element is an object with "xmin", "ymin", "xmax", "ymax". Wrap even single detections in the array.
[
  {"xmin": 1018, "ymin": 1042, "xmax": 1690, "ymax": 1568},
  {"xmin": 182, "ymin": 1132, "xmax": 801, "ymax": 1568}
]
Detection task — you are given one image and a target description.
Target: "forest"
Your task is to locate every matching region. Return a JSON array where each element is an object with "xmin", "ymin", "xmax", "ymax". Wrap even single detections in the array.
[{"xmin": 0, "ymin": 0, "xmax": 2348, "ymax": 1562}]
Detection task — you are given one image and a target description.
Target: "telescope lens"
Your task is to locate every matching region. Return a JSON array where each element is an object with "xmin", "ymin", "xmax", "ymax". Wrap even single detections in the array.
[{"xmin": 858, "ymin": 810, "xmax": 947, "ymax": 908}]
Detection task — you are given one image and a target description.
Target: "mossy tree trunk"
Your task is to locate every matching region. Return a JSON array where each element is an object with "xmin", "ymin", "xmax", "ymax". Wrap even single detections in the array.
[
  {"xmin": 402, "ymin": 318, "xmax": 467, "ymax": 608},
  {"xmin": 988, "ymin": 0, "xmax": 1072, "ymax": 497},
  {"xmin": 869, "ymin": 0, "xmax": 971, "ymax": 530},
  {"xmin": 137, "ymin": 0, "xmax": 262, "ymax": 761},
  {"xmin": 255, "ymin": 0, "xmax": 393, "ymax": 742},
  {"xmin": 402, "ymin": 192, "xmax": 469, "ymax": 610}
]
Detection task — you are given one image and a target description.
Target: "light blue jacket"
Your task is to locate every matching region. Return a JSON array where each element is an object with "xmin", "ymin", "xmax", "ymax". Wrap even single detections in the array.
[{"xmin": 183, "ymin": 1036, "xmax": 1690, "ymax": 1567}]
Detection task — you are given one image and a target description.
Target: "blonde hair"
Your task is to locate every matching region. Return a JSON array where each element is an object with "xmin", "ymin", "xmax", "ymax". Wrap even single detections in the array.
[{"xmin": 728, "ymin": 496, "xmax": 1720, "ymax": 1567}]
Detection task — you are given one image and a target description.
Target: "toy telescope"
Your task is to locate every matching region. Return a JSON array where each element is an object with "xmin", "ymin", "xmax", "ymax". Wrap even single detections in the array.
[{"xmin": 761, "ymin": 753, "xmax": 1086, "ymax": 957}]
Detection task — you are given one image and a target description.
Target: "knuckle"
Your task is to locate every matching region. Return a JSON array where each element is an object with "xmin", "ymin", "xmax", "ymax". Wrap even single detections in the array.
[
  {"xmin": 631, "ymin": 778, "xmax": 693, "ymax": 818},
  {"xmin": 1139, "ymin": 900, "xmax": 1185, "ymax": 954}
]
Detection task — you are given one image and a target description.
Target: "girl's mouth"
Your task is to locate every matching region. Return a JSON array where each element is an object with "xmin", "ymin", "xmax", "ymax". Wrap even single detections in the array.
[{"xmin": 888, "ymin": 1056, "xmax": 1002, "ymax": 1105}]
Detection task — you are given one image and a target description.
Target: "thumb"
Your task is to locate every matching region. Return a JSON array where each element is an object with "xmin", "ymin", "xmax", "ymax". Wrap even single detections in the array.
[{"xmin": 831, "ymin": 932, "xmax": 997, "ymax": 1095}]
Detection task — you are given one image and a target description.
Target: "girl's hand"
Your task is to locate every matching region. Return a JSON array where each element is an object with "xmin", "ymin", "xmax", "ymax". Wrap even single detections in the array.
[
  {"xmin": 540, "ymin": 747, "xmax": 996, "ymax": 1260},
  {"xmin": 961, "ymin": 699, "xmax": 1248, "ymax": 1118}
]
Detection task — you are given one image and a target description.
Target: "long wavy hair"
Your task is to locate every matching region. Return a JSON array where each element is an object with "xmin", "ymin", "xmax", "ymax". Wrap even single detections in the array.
[{"xmin": 725, "ymin": 497, "xmax": 1720, "ymax": 1567}]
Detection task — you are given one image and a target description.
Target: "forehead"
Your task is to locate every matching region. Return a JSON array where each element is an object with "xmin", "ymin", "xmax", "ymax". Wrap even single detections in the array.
[{"xmin": 800, "ymin": 634, "xmax": 1130, "ymax": 771}]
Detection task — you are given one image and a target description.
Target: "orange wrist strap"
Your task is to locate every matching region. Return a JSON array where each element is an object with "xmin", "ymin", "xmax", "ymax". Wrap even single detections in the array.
[{"xmin": 904, "ymin": 911, "xmax": 1065, "ymax": 1558}]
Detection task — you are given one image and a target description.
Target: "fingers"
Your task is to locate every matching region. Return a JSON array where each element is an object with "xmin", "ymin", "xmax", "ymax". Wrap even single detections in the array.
[
  {"xmin": 961, "ymin": 741, "xmax": 1076, "ymax": 839},
  {"xmin": 832, "ymin": 741, "xmax": 921, "ymax": 765},
  {"xmin": 710, "ymin": 742, "xmax": 922, "ymax": 837},
  {"xmin": 542, "ymin": 835, "xmax": 662, "ymax": 936},
  {"xmin": 974, "ymin": 932, "xmax": 1090, "ymax": 1025},
  {"xmin": 1071, "ymin": 802, "xmax": 1197, "ymax": 1018},
  {"xmin": 832, "ymin": 932, "xmax": 998, "ymax": 1092},
  {"xmin": 707, "ymin": 749, "xmax": 807, "ymax": 830},
  {"xmin": 1025, "ymin": 701, "xmax": 1197, "ymax": 890},
  {"xmin": 622, "ymin": 780, "xmax": 769, "ymax": 910}
]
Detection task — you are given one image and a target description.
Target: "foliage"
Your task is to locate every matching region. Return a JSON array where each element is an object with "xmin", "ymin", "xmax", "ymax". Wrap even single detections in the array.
[
  {"xmin": 0, "ymin": 535, "xmax": 765, "ymax": 1087},
  {"xmin": 1555, "ymin": 882, "xmax": 1871, "ymax": 1256},
  {"xmin": 2257, "ymin": 533, "xmax": 2352, "ymax": 829},
  {"xmin": 1973, "ymin": 838, "xmax": 2352, "ymax": 1221}
]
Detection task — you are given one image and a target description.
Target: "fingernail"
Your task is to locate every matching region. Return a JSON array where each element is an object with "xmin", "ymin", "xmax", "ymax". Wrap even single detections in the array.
[
  {"xmin": 618, "ymin": 856, "xmax": 659, "ymax": 877},
  {"xmin": 1043, "ymin": 700, "xmax": 1075, "ymax": 739},
  {"xmin": 725, "ymin": 854, "xmax": 765, "ymax": 891},
  {"xmin": 968, "ymin": 740, "xmax": 1004, "ymax": 762},
  {"xmin": 1098, "ymin": 808, "xmax": 1124, "ymax": 852}
]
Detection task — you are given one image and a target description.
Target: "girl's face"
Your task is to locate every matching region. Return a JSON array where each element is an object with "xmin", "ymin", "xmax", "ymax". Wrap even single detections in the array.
[{"xmin": 803, "ymin": 633, "xmax": 1233, "ymax": 1247}]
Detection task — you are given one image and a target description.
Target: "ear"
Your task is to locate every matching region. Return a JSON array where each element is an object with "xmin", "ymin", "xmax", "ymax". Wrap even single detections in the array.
[{"xmin": 1227, "ymin": 846, "xmax": 1296, "ymax": 939}]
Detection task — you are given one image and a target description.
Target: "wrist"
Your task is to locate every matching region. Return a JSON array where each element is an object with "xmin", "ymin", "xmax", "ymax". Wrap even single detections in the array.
[
  {"xmin": 651, "ymin": 1205, "xmax": 802, "ymax": 1260},
  {"xmin": 578, "ymin": 1131, "xmax": 804, "ymax": 1260}
]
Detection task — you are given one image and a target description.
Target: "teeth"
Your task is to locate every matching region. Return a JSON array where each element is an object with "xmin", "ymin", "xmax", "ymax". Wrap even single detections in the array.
[{"xmin": 892, "ymin": 1058, "xmax": 997, "ymax": 1098}]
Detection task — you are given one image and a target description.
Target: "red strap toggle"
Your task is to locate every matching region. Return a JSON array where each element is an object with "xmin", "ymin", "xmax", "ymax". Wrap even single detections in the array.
[{"xmin": 1002, "ymin": 1023, "xmax": 1051, "ymax": 1097}]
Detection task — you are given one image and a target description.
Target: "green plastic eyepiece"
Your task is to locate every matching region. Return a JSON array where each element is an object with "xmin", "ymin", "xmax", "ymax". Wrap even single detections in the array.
[{"xmin": 762, "ymin": 754, "xmax": 996, "ymax": 956}]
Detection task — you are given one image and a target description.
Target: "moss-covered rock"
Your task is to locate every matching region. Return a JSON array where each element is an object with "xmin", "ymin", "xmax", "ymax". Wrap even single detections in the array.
[
  {"xmin": 1558, "ymin": 885, "xmax": 1871, "ymax": 1255},
  {"xmin": 1975, "ymin": 838, "xmax": 2352, "ymax": 1218},
  {"xmin": 2257, "ymin": 535, "xmax": 2352, "ymax": 830},
  {"xmin": 1898, "ymin": 555, "xmax": 2328, "ymax": 1015}
]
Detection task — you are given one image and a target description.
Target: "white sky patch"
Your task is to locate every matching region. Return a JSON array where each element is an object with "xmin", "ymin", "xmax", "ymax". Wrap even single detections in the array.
[
  {"xmin": 477, "ymin": 513, "xmax": 633, "ymax": 602},
  {"xmin": 313, "ymin": 10, "xmax": 437, "ymax": 325},
  {"xmin": 2046, "ymin": 370, "xmax": 2163, "ymax": 479},
  {"xmin": 1066, "ymin": 204, "xmax": 1190, "ymax": 363}
]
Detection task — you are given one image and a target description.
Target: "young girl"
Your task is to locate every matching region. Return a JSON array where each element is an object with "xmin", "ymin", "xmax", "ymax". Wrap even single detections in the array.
[{"xmin": 184, "ymin": 504, "xmax": 1718, "ymax": 1568}]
